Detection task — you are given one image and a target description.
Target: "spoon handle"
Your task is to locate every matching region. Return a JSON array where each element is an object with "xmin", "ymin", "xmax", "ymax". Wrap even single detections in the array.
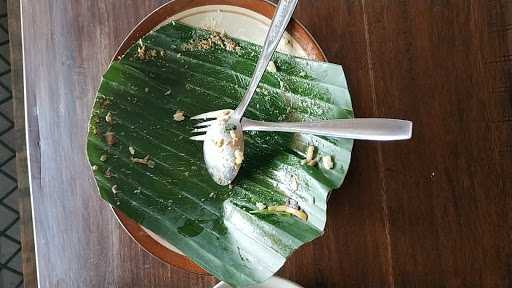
[
  {"xmin": 233, "ymin": 0, "xmax": 299, "ymax": 120},
  {"xmin": 241, "ymin": 118, "xmax": 413, "ymax": 141}
]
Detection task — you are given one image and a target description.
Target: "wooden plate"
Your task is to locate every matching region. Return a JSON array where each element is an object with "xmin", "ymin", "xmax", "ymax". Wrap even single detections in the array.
[{"xmin": 111, "ymin": 0, "xmax": 326, "ymax": 275}]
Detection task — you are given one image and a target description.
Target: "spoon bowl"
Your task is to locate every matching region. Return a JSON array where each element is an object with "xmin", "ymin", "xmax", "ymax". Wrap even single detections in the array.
[{"xmin": 203, "ymin": 117, "xmax": 244, "ymax": 186}]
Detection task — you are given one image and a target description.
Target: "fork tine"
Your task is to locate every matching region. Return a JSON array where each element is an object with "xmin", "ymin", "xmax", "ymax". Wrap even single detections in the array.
[
  {"xmin": 191, "ymin": 109, "xmax": 232, "ymax": 120},
  {"xmin": 190, "ymin": 134, "xmax": 206, "ymax": 141},
  {"xmin": 194, "ymin": 120, "xmax": 217, "ymax": 127},
  {"xmin": 191, "ymin": 127, "xmax": 209, "ymax": 133},
  {"xmin": 191, "ymin": 111, "xmax": 221, "ymax": 120}
]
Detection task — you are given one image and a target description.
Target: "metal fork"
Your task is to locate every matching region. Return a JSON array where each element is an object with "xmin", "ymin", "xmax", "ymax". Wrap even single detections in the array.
[{"xmin": 191, "ymin": 111, "xmax": 413, "ymax": 141}]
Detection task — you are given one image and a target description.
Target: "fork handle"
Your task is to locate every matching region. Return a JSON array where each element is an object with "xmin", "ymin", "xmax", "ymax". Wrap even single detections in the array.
[
  {"xmin": 233, "ymin": 0, "xmax": 299, "ymax": 120},
  {"xmin": 241, "ymin": 118, "xmax": 413, "ymax": 141}
]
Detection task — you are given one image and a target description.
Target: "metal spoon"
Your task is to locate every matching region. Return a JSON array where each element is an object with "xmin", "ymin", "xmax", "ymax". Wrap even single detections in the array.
[
  {"xmin": 191, "ymin": 0, "xmax": 299, "ymax": 185},
  {"xmin": 191, "ymin": 109, "xmax": 413, "ymax": 185}
]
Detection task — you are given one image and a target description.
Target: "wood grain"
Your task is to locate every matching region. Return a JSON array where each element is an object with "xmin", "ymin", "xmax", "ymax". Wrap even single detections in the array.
[
  {"xmin": 7, "ymin": 0, "xmax": 37, "ymax": 287},
  {"xmin": 358, "ymin": 1, "xmax": 512, "ymax": 286},
  {"xmin": 16, "ymin": 0, "xmax": 512, "ymax": 287}
]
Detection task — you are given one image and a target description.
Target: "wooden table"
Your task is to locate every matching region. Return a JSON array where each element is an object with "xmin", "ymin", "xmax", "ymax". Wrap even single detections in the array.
[{"xmin": 11, "ymin": 0, "xmax": 512, "ymax": 287}]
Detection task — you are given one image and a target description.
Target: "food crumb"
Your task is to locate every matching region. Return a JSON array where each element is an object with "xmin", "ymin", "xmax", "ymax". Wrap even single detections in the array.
[
  {"xmin": 224, "ymin": 38, "xmax": 238, "ymax": 51},
  {"xmin": 112, "ymin": 185, "xmax": 119, "ymax": 194},
  {"xmin": 104, "ymin": 132, "xmax": 117, "ymax": 146},
  {"xmin": 228, "ymin": 184, "xmax": 233, "ymax": 189},
  {"xmin": 256, "ymin": 203, "xmax": 266, "ymax": 210},
  {"xmin": 234, "ymin": 150, "xmax": 244, "ymax": 165},
  {"xmin": 322, "ymin": 156, "xmax": 334, "ymax": 169},
  {"xmin": 229, "ymin": 129, "xmax": 239, "ymax": 145},
  {"xmin": 105, "ymin": 168, "xmax": 113, "ymax": 178},
  {"xmin": 267, "ymin": 61, "xmax": 277, "ymax": 73},
  {"xmin": 144, "ymin": 88, "xmax": 149, "ymax": 93},
  {"xmin": 307, "ymin": 159, "xmax": 318, "ymax": 167},
  {"xmin": 229, "ymin": 130, "xmax": 238, "ymax": 140},
  {"xmin": 105, "ymin": 112, "xmax": 113, "ymax": 124},
  {"xmin": 137, "ymin": 46, "xmax": 145, "ymax": 59},
  {"xmin": 220, "ymin": 110, "xmax": 232, "ymax": 121},
  {"xmin": 214, "ymin": 138, "xmax": 224, "ymax": 148},
  {"xmin": 164, "ymin": 89, "xmax": 172, "ymax": 95},
  {"xmin": 131, "ymin": 155, "xmax": 153, "ymax": 168},
  {"xmin": 306, "ymin": 145, "xmax": 315, "ymax": 162},
  {"xmin": 209, "ymin": 192, "xmax": 215, "ymax": 198},
  {"xmin": 100, "ymin": 154, "xmax": 108, "ymax": 162},
  {"xmin": 129, "ymin": 146, "xmax": 135, "ymax": 155},
  {"xmin": 92, "ymin": 165, "xmax": 98, "ymax": 171},
  {"xmin": 173, "ymin": 110, "xmax": 186, "ymax": 122},
  {"xmin": 182, "ymin": 31, "xmax": 240, "ymax": 52}
]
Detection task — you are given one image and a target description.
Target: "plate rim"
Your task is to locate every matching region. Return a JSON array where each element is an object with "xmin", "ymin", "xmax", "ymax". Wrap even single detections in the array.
[
  {"xmin": 213, "ymin": 276, "xmax": 304, "ymax": 288},
  {"xmin": 109, "ymin": 0, "xmax": 328, "ymax": 275}
]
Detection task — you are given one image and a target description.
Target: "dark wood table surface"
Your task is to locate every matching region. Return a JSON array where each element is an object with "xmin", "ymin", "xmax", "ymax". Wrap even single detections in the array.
[{"xmin": 13, "ymin": 0, "xmax": 512, "ymax": 287}]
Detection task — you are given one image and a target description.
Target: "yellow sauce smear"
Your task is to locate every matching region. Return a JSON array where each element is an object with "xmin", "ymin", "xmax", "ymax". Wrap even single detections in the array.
[{"xmin": 267, "ymin": 206, "xmax": 308, "ymax": 221}]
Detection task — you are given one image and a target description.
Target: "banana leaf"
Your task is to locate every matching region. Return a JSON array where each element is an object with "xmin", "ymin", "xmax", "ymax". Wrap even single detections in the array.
[{"xmin": 87, "ymin": 21, "xmax": 353, "ymax": 287}]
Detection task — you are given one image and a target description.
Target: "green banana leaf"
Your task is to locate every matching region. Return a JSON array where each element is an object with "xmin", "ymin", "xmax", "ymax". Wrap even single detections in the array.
[{"xmin": 87, "ymin": 21, "xmax": 353, "ymax": 287}]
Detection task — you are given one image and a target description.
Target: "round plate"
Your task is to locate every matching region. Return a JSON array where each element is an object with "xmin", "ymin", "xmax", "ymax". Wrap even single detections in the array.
[
  {"xmin": 111, "ymin": 0, "xmax": 327, "ymax": 275},
  {"xmin": 213, "ymin": 276, "xmax": 303, "ymax": 288}
]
